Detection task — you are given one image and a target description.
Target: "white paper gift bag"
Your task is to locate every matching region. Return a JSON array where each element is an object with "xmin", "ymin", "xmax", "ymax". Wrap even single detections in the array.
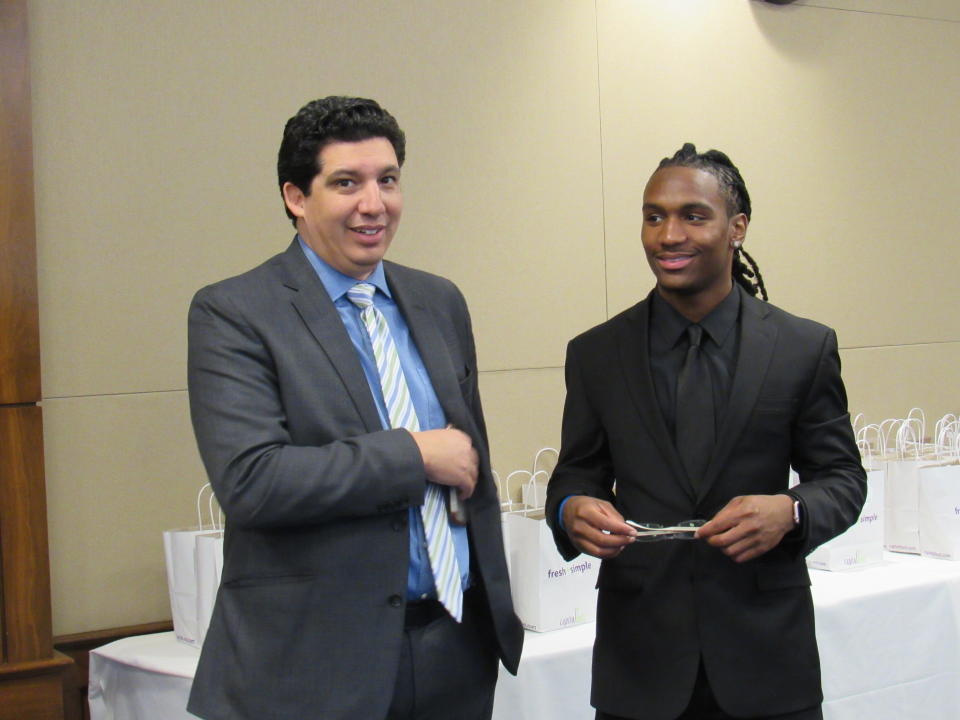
[
  {"xmin": 498, "ymin": 469, "xmax": 534, "ymax": 578},
  {"xmin": 162, "ymin": 484, "xmax": 222, "ymax": 647},
  {"xmin": 884, "ymin": 417, "xmax": 926, "ymax": 554},
  {"xmin": 807, "ymin": 423, "xmax": 885, "ymax": 570},
  {"xmin": 918, "ymin": 462, "xmax": 960, "ymax": 560},
  {"xmin": 504, "ymin": 510, "xmax": 599, "ymax": 632},
  {"xmin": 918, "ymin": 423, "xmax": 960, "ymax": 561},
  {"xmin": 162, "ymin": 526, "xmax": 206, "ymax": 646},
  {"xmin": 807, "ymin": 468, "xmax": 884, "ymax": 571},
  {"xmin": 195, "ymin": 530, "xmax": 224, "ymax": 646}
]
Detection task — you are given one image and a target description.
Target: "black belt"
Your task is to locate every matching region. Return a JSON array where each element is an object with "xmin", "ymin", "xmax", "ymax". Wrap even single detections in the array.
[
  {"xmin": 404, "ymin": 586, "xmax": 481, "ymax": 629},
  {"xmin": 404, "ymin": 598, "xmax": 446, "ymax": 628}
]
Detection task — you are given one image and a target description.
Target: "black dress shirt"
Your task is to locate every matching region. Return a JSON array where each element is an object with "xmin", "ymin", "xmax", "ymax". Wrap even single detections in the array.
[{"xmin": 648, "ymin": 287, "xmax": 741, "ymax": 443}]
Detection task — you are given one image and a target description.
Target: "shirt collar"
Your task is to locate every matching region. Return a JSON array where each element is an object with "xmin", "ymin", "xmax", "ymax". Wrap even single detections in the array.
[
  {"xmin": 650, "ymin": 285, "xmax": 741, "ymax": 348},
  {"xmin": 297, "ymin": 235, "xmax": 391, "ymax": 302},
  {"xmin": 699, "ymin": 285, "xmax": 740, "ymax": 347},
  {"xmin": 650, "ymin": 291, "xmax": 691, "ymax": 350}
]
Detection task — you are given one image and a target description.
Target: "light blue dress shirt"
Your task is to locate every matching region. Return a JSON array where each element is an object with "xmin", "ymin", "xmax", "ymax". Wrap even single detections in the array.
[{"xmin": 298, "ymin": 237, "xmax": 470, "ymax": 600}]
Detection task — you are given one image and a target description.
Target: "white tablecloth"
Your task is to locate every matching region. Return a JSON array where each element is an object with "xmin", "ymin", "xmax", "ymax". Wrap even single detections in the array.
[{"xmin": 89, "ymin": 553, "xmax": 960, "ymax": 720}]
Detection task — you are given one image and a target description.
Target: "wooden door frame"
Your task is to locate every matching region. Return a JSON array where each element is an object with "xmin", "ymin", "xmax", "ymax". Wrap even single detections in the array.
[{"xmin": 0, "ymin": 1, "xmax": 70, "ymax": 717}]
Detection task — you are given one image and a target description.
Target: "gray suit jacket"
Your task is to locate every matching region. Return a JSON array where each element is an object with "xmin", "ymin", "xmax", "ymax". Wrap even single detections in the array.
[
  {"xmin": 185, "ymin": 240, "xmax": 522, "ymax": 720},
  {"xmin": 546, "ymin": 286, "xmax": 866, "ymax": 720}
]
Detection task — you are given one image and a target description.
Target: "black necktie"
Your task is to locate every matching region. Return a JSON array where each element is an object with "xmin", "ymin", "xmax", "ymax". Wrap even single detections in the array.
[{"xmin": 676, "ymin": 324, "xmax": 715, "ymax": 487}]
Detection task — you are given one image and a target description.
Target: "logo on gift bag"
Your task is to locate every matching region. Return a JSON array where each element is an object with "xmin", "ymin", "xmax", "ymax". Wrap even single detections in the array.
[{"xmin": 560, "ymin": 607, "xmax": 591, "ymax": 627}]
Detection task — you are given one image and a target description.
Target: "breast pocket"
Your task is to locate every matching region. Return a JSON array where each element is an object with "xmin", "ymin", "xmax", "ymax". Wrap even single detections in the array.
[
  {"xmin": 754, "ymin": 398, "xmax": 798, "ymax": 416},
  {"xmin": 744, "ymin": 398, "xmax": 798, "ymax": 451}
]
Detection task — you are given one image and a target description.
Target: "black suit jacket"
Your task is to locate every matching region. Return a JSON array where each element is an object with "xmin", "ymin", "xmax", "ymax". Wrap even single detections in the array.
[
  {"xmin": 185, "ymin": 240, "xmax": 522, "ymax": 720},
  {"xmin": 546, "ymin": 286, "xmax": 866, "ymax": 720}
]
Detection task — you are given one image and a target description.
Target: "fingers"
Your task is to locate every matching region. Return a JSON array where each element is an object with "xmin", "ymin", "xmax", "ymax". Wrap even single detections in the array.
[
  {"xmin": 695, "ymin": 494, "xmax": 794, "ymax": 563},
  {"xmin": 410, "ymin": 428, "xmax": 479, "ymax": 497},
  {"xmin": 563, "ymin": 497, "xmax": 637, "ymax": 559},
  {"xmin": 459, "ymin": 446, "xmax": 479, "ymax": 498}
]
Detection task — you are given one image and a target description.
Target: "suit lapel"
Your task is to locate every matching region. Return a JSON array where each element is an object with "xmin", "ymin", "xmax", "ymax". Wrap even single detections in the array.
[
  {"xmin": 386, "ymin": 266, "xmax": 499, "ymax": 518},
  {"xmin": 617, "ymin": 295, "xmax": 696, "ymax": 501},
  {"xmin": 698, "ymin": 289, "xmax": 777, "ymax": 500},
  {"xmin": 276, "ymin": 241, "xmax": 383, "ymax": 433},
  {"xmin": 385, "ymin": 265, "xmax": 477, "ymax": 438}
]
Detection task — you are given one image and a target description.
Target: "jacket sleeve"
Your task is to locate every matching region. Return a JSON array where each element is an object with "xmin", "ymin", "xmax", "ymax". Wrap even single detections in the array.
[
  {"xmin": 788, "ymin": 328, "xmax": 867, "ymax": 554},
  {"xmin": 545, "ymin": 339, "xmax": 617, "ymax": 560}
]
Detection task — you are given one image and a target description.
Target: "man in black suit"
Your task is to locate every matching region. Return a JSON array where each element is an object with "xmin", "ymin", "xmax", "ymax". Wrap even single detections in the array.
[
  {"xmin": 546, "ymin": 144, "xmax": 866, "ymax": 720},
  {"xmin": 186, "ymin": 96, "xmax": 522, "ymax": 720}
]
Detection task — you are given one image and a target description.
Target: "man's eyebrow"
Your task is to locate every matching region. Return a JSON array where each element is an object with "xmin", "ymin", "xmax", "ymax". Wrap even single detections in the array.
[
  {"xmin": 326, "ymin": 165, "xmax": 401, "ymax": 177},
  {"xmin": 641, "ymin": 201, "xmax": 713, "ymax": 213}
]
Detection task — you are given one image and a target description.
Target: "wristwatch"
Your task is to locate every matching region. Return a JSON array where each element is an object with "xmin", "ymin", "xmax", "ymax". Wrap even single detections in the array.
[{"xmin": 792, "ymin": 499, "xmax": 802, "ymax": 527}]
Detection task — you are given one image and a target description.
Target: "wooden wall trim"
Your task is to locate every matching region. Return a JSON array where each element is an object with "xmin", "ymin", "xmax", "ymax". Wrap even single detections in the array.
[
  {"xmin": 53, "ymin": 621, "xmax": 174, "ymax": 653},
  {"xmin": 0, "ymin": 652, "xmax": 70, "ymax": 720},
  {"xmin": 0, "ymin": 0, "xmax": 41, "ymax": 404},
  {"xmin": 0, "ymin": 652, "xmax": 72, "ymax": 682},
  {"xmin": 0, "ymin": 0, "xmax": 52, "ymax": 666},
  {"xmin": 0, "ymin": 6, "xmax": 67, "ymax": 720},
  {"xmin": 0, "ymin": 406, "xmax": 53, "ymax": 662}
]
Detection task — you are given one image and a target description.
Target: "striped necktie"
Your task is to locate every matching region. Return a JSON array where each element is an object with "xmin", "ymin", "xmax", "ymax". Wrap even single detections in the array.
[{"xmin": 347, "ymin": 282, "xmax": 463, "ymax": 622}]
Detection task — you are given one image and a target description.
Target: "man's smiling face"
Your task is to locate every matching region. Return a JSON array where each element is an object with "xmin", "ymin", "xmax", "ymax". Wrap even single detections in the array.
[
  {"xmin": 641, "ymin": 165, "xmax": 746, "ymax": 311},
  {"xmin": 284, "ymin": 136, "xmax": 403, "ymax": 280}
]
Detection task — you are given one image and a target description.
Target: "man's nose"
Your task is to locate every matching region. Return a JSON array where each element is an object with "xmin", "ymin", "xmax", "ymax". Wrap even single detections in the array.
[
  {"xmin": 662, "ymin": 218, "xmax": 685, "ymax": 245},
  {"xmin": 358, "ymin": 182, "xmax": 386, "ymax": 215}
]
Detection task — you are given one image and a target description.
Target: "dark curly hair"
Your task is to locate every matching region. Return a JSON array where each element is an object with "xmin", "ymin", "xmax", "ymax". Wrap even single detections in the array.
[{"xmin": 277, "ymin": 96, "xmax": 406, "ymax": 226}]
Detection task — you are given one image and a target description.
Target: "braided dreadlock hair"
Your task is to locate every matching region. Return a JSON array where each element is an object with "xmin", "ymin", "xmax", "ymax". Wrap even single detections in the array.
[{"xmin": 657, "ymin": 143, "xmax": 768, "ymax": 301}]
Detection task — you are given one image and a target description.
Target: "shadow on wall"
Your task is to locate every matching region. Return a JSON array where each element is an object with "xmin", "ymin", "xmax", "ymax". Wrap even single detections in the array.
[{"xmin": 748, "ymin": 0, "xmax": 845, "ymax": 61}]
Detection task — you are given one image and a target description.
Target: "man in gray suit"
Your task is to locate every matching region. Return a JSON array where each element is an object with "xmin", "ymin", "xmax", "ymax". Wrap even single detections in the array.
[{"xmin": 186, "ymin": 96, "xmax": 522, "ymax": 720}]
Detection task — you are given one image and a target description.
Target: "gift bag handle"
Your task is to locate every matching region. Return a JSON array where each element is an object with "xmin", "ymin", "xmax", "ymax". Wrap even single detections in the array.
[
  {"xmin": 896, "ymin": 417, "xmax": 923, "ymax": 460},
  {"xmin": 196, "ymin": 483, "xmax": 222, "ymax": 530},
  {"xmin": 525, "ymin": 472, "xmax": 550, "ymax": 513},
  {"xmin": 906, "ymin": 407, "xmax": 925, "ymax": 435},
  {"xmin": 493, "ymin": 469, "xmax": 504, "ymax": 505},
  {"xmin": 906, "ymin": 407, "xmax": 927, "ymax": 453},
  {"xmin": 209, "ymin": 491, "xmax": 223, "ymax": 531},
  {"xmin": 852, "ymin": 413, "xmax": 865, "ymax": 436},
  {"xmin": 945, "ymin": 420, "xmax": 960, "ymax": 462},
  {"xmin": 503, "ymin": 470, "xmax": 534, "ymax": 515},
  {"xmin": 878, "ymin": 417, "xmax": 901, "ymax": 454},
  {"xmin": 934, "ymin": 414, "xmax": 957, "ymax": 447},
  {"xmin": 531, "ymin": 447, "xmax": 559, "ymax": 477},
  {"xmin": 856, "ymin": 422, "xmax": 885, "ymax": 454},
  {"xmin": 857, "ymin": 423, "xmax": 885, "ymax": 469}
]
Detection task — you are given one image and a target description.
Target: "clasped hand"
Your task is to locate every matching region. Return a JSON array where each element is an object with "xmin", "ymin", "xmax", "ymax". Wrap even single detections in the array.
[
  {"xmin": 411, "ymin": 427, "xmax": 478, "ymax": 499},
  {"xmin": 694, "ymin": 494, "xmax": 795, "ymax": 563},
  {"xmin": 565, "ymin": 493, "xmax": 795, "ymax": 563}
]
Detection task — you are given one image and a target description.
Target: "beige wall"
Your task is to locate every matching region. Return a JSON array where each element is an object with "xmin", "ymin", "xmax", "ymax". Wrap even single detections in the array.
[{"xmin": 27, "ymin": 0, "xmax": 959, "ymax": 634}]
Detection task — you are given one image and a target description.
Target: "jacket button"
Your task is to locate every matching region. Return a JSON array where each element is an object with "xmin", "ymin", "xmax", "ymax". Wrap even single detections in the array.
[{"xmin": 389, "ymin": 594, "xmax": 403, "ymax": 608}]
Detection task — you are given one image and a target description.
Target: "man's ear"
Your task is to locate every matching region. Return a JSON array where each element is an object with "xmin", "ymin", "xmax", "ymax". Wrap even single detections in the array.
[
  {"xmin": 282, "ymin": 182, "xmax": 307, "ymax": 220},
  {"xmin": 730, "ymin": 212, "xmax": 749, "ymax": 246}
]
